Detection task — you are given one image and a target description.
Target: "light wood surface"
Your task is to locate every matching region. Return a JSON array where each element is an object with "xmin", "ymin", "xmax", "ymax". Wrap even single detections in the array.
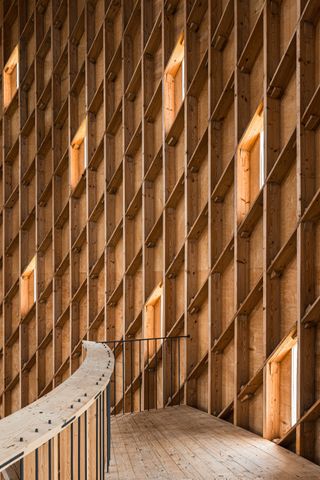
[
  {"xmin": 1, "ymin": 0, "xmax": 320, "ymax": 468},
  {"xmin": 108, "ymin": 405, "xmax": 320, "ymax": 480}
]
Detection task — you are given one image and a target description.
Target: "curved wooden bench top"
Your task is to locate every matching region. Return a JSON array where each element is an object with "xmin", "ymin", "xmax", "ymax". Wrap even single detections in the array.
[{"xmin": 0, "ymin": 341, "xmax": 114, "ymax": 472}]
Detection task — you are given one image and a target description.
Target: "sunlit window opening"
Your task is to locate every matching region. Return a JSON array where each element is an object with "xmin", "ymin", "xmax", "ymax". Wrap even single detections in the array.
[
  {"xmin": 3, "ymin": 45, "xmax": 19, "ymax": 108},
  {"xmin": 70, "ymin": 117, "xmax": 88, "ymax": 189},
  {"xmin": 237, "ymin": 103, "xmax": 264, "ymax": 223},
  {"xmin": 266, "ymin": 333, "xmax": 298, "ymax": 441},
  {"xmin": 21, "ymin": 256, "xmax": 36, "ymax": 317},
  {"xmin": 164, "ymin": 33, "xmax": 185, "ymax": 132}
]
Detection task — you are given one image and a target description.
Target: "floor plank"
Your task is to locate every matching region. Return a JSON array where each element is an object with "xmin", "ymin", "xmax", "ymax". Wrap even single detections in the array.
[{"xmin": 107, "ymin": 406, "xmax": 320, "ymax": 479}]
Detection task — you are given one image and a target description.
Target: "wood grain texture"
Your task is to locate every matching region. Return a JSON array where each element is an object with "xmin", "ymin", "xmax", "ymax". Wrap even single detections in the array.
[
  {"xmin": 108, "ymin": 406, "xmax": 320, "ymax": 479},
  {"xmin": 0, "ymin": 0, "xmax": 320, "ymax": 469}
]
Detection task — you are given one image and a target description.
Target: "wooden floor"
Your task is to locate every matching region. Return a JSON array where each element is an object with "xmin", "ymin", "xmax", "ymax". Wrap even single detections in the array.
[{"xmin": 107, "ymin": 405, "xmax": 320, "ymax": 479}]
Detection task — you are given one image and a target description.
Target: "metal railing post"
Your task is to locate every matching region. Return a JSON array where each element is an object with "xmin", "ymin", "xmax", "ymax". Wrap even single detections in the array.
[
  {"xmin": 155, "ymin": 338, "xmax": 157, "ymax": 409},
  {"xmin": 170, "ymin": 337, "xmax": 173, "ymax": 402},
  {"xmin": 85, "ymin": 410, "xmax": 88, "ymax": 480},
  {"xmin": 178, "ymin": 337, "xmax": 181, "ymax": 406},
  {"xmin": 113, "ymin": 340, "xmax": 116, "ymax": 412},
  {"xmin": 78, "ymin": 417, "xmax": 81, "ymax": 480},
  {"xmin": 70, "ymin": 423, "xmax": 74, "ymax": 480},
  {"xmin": 95, "ymin": 399, "xmax": 99, "ymax": 478},
  {"xmin": 130, "ymin": 341, "xmax": 133, "ymax": 414},
  {"xmin": 106, "ymin": 382, "xmax": 111, "ymax": 473},
  {"xmin": 104, "ymin": 335, "xmax": 189, "ymax": 413},
  {"xmin": 19, "ymin": 458, "xmax": 24, "ymax": 480},
  {"xmin": 101, "ymin": 392, "xmax": 105, "ymax": 479},
  {"xmin": 122, "ymin": 342, "xmax": 125, "ymax": 415},
  {"xmin": 139, "ymin": 339, "xmax": 142, "ymax": 412},
  {"xmin": 35, "ymin": 448, "xmax": 38, "ymax": 480},
  {"xmin": 147, "ymin": 339, "xmax": 150, "ymax": 410},
  {"xmin": 48, "ymin": 439, "xmax": 52, "ymax": 480}
]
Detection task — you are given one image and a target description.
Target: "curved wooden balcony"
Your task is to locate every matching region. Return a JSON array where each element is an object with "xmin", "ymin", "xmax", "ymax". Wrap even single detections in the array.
[{"xmin": 0, "ymin": 341, "xmax": 114, "ymax": 479}]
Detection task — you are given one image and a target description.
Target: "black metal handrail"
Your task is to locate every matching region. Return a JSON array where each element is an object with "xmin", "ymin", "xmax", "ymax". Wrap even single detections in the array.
[
  {"xmin": 102, "ymin": 335, "xmax": 190, "ymax": 416},
  {"xmin": 104, "ymin": 334, "xmax": 190, "ymax": 343}
]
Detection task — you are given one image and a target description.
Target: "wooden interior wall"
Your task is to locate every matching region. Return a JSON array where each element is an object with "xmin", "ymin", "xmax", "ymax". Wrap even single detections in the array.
[{"xmin": 0, "ymin": 0, "xmax": 320, "ymax": 466}]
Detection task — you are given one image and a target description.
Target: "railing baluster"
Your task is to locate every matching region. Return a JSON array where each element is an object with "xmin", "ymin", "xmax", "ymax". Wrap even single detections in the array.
[
  {"xmin": 19, "ymin": 458, "xmax": 24, "ymax": 480},
  {"xmin": 130, "ymin": 340, "xmax": 133, "ymax": 414},
  {"xmin": 139, "ymin": 339, "xmax": 141, "ymax": 412},
  {"xmin": 155, "ymin": 338, "xmax": 157, "ymax": 410},
  {"xmin": 102, "ymin": 335, "xmax": 189, "ymax": 411},
  {"xmin": 71, "ymin": 423, "xmax": 74, "ymax": 480},
  {"xmin": 99, "ymin": 395, "xmax": 103, "ymax": 480},
  {"xmin": 170, "ymin": 337, "xmax": 173, "ymax": 402},
  {"xmin": 78, "ymin": 417, "xmax": 81, "ymax": 480},
  {"xmin": 58, "ymin": 432, "xmax": 61, "ymax": 480},
  {"xmin": 162, "ymin": 340, "xmax": 165, "ymax": 406},
  {"xmin": 48, "ymin": 439, "xmax": 52, "ymax": 480},
  {"xmin": 178, "ymin": 337, "xmax": 181, "ymax": 406},
  {"xmin": 85, "ymin": 410, "xmax": 88, "ymax": 480},
  {"xmin": 107, "ymin": 383, "xmax": 111, "ymax": 473},
  {"xmin": 101, "ymin": 390, "xmax": 105, "ymax": 479},
  {"xmin": 35, "ymin": 448, "xmax": 38, "ymax": 480},
  {"xmin": 113, "ymin": 340, "xmax": 116, "ymax": 414},
  {"xmin": 147, "ymin": 339, "xmax": 150, "ymax": 410},
  {"xmin": 96, "ymin": 399, "xmax": 99, "ymax": 479},
  {"xmin": 122, "ymin": 341, "xmax": 125, "ymax": 415}
]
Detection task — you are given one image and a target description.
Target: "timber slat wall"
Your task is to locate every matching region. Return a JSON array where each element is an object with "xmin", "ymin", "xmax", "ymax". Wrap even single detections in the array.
[{"xmin": 0, "ymin": 0, "xmax": 320, "ymax": 467}]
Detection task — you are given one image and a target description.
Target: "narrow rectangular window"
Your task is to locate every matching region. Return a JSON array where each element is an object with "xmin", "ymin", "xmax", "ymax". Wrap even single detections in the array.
[
  {"xmin": 21, "ymin": 256, "xmax": 36, "ymax": 317},
  {"xmin": 265, "ymin": 333, "xmax": 298, "ymax": 441},
  {"xmin": 164, "ymin": 33, "xmax": 184, "ymax": 132},
  {"xmin": 145, "ymin": 283, "xmax": 163, "ymax": 341},
  {"xmin": 3, "ymin": 45, "xmax": 19, "ymax": 108},
  {"xmin": 237, "ymin": 103, "xmax": 264, "ymax": 223},
  {"xmin": 70, "ymin": 118, "xmax": 87, "ymax": 189}
]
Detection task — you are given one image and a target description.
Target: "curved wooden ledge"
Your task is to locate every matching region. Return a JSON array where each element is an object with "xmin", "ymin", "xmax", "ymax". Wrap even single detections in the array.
[{"xmin": 0, "ymin": 341, "xmax": 114, "ymax": 473}]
